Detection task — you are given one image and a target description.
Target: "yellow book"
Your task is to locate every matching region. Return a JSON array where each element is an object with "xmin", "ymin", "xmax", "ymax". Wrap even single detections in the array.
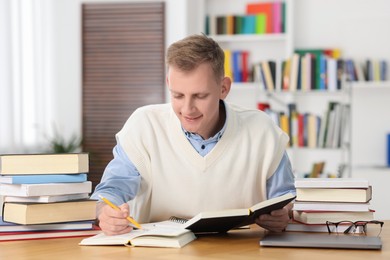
[
  {"xmin": 3, "ymin": 199, "xmax": 96, "ymax": 225},
  {"xmin": 0, "ymin": 153, "xmax": 89, "ymax": 175},
  {"xmin": 279, "ymin": 113, "xmax": 290, "ymax": 145},
  {"xmin": 223, "ymin": 49, "xmax": 232, "ymax": 80}
]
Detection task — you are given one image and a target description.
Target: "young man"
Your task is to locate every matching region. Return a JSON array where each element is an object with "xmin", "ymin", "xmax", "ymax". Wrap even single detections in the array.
[{"xmin": 91, "ymin": 34, "xmax": 295, "ymax": 235}]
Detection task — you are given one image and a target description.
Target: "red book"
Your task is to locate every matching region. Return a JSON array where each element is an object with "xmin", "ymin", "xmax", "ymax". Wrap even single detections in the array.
[
  {"xmin": 241, "ymin": 51, "xmax": 249, "ymax": 82},
  {"xmin": 0, "ymin": 225, "xmax": 101, "ymax": 242},
  {"xmin": 246, "ymin": 3, "xmax": 273, "ymax": 33},
  {"xmin": 297, "ymin": 113, "xmax": 305, "ymax": 147}
]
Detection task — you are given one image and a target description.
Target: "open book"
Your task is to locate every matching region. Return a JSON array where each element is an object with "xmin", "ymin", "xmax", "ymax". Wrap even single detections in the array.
[
  {"xmin": 79, "ymin": 223, "xmax": 196, "ymax": 248},
  {"xmin": 165, "ymin": 193, "xmax": 296, "ymax": 233}
]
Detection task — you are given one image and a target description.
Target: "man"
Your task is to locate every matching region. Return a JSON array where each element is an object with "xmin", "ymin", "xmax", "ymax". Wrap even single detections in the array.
[{"xmin": 91, "ymin": 34, "xmax": 295, "ymax": 235}]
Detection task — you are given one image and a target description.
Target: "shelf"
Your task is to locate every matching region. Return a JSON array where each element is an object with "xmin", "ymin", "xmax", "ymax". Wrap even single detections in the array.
[
  {"xmin": 348, "ymin": 81, "xmax": 390, "ymax": 89},
  {"xmin": 231, "ymin": 83, "xmax": 348, "ymax": 95},
  {"xmin": 208, "ymin": 34, "xmax": 287, "ymax": 43}
]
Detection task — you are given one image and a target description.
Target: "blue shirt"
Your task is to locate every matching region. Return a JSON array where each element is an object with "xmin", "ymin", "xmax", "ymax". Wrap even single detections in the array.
[{"xmin": 91, "ymin": 110, "xmax": 296, "ymax": 206}]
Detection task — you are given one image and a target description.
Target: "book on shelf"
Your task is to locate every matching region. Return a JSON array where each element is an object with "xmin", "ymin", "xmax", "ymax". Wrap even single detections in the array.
[
  {"xmin": 261, "ymin": 61, "xmax": 276, "ymax": 90},
  {"xmin": 0, "ymin": 173, "xmax": 87, "ymax": 184},
  {"xmin": 296, "ymin": 186, "xmax": 372, "ymax": 203},
  {"xmin": 3, "ymin": 193, "xmax": 90, "ymax": 203},
  {"xmin": 295, "ymin": 178, "xmax": 369, "ymax": 189},
  {"xmin": 292, "ymin": 210, "xmax": 374, "ymax": 225},
  {"xmin": 0, "ymin": 181, "xmax": 92, "ymax": 197},
  {"xmin": 164, "ymin": 193, "xmax": 295, "ymax": 234},
  {"xmin": 286, "ymin": 220, "xmax": 364, "ymax": 233},
  {"xmin": 79, "ymin": 223, "xmax": 196, "ymax": 248},
  {"xmin": 0, "ymin": 219, "xmax": 94, "ymax": 232},
  {"xmin": 246, "ymin": 2, "xmax": 273, "ymax": 34},
  {"xmin": 293, "ymin": 201, "xmax": 371, "ymax": 212},
  {"xmin": 0, "ymin": 226, "xmax": 101, "ymax": 242},
  {"xmin": 0, "ymin": 153, "xmax": 88, "ymax": 175},
  {"xmin": 2, "ymin": 199, "xmax": 97, "ymax": 225}
]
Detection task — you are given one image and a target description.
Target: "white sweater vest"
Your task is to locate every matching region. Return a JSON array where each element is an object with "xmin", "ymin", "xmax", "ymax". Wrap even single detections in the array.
[{"xmin": 117, "ymin": 103, "xmax": 289, "ymax": 223}]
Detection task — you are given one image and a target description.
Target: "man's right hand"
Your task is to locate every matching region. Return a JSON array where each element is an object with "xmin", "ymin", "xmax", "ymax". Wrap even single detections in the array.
[{"xmin": 96, "ymin": 201, "xmax": 133, "ymax": 235}]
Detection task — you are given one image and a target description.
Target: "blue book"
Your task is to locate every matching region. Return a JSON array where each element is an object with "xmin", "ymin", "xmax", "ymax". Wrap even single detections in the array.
[
  {"xmin": 0, "ymin": 173, "xmax": 87, "ymax": 184},
  {"xmin": 232, "ymin": 51, "xmax": 242, "ymax": 82}
]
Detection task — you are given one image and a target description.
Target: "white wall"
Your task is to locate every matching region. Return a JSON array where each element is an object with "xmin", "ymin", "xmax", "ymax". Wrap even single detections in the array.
[
  {"xmin": 294, "ymin": 0, "xmax": 390, "ymax": 61},
  {"xmin": 47, "ymin": 0, "xmax": 192, "ymax": 142}
]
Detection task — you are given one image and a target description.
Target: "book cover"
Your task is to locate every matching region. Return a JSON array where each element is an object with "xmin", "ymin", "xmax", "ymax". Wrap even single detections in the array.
[
  {"xmin": 296, "ymin": 186, "xmax": 372, "ymax": 203},
  {"xmin": 2, "ymin": 199, "xmax": 97, "ymax": 225},
  {"xmin": 0, "ymin": 153, "xmax": 88, "ymax": 175},
  {"xmin": 272, "ymin": 2, "xmax": 282, "ymax": 33},
  {"xmin": 295, "ymin": 49, "xmax": 334, "ymax": 90},
  {"xmin": 289, "ymin": 53, "xmax": 300, "ymax": 91},
  {"xmin": 293, "ymin": 201, "xmax": 371, "ymax": 212},
  {"xmin": 0, "ymin": 173, "xmax": 87, "ymax": 184},
  {"xmin": 246, "ymin": 3, "xmax": 273, "ymax": 33},
  {"xmin": 292, "ymin": 210, "xmax": 374, "ymax": 224},
  {"xmin": 223, "ymin": 49, "xmax": 232, "ymax": 80},
  {"xmin": 254, "ymin": 14, "xmax": 266, "ymax": 34},
  {"xmin": 232, "ymin": 51, "xmax": 242, "ymax": 82},
  {"xmin": 241, "ymin": 51, "xmax": 249, "ymax": 82},
  {"xmin": 0, "ymin": 219, "xmax": 94, "ymax": 232},
  {"xmin": 295, "ymin": 178, "xmax": 370, "ymax": 189},
  {"xmin": 0, "ymin": 226, "xmax": 101, "ymax": 242},
  {"xmin": 4, "ymin": 193, "xmax": 90, "ymax": 203},
  {"xmin": 79, "ymin": 223, "xmax": 196, "ymax": 248},
  {"xmin": 168, "ymin": 193, "xmax": 295, "ymax": 234},
  {"xmin": 261, "ymin": 61, "xmax": 275, "ymax": 91},
  {"xmin": 0, "ymin": 181, "xmax": 92, "ymax": 197},
  {"xmin": 242, "ymin": 15, "xmax": 255, "ymax": 34}
]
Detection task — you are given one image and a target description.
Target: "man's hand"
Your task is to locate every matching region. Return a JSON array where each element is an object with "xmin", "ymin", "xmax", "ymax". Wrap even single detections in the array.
[
  {"xmin": 97, "ymin": 202, "xmax": 133, "ymax": 235},
  {"xmin": 255, "ymin": 202, "xmax": 293, "ymax": 232}
]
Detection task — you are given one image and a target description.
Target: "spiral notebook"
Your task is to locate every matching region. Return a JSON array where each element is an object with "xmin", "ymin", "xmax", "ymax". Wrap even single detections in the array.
[{"xmin": 260, "ymin": 232, "xmax": 382, "ymax": 250}]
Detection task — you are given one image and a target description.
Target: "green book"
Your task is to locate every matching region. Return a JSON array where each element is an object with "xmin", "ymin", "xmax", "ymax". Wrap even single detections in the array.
[
  {"xmin": 255, "ymin": 14, "xmax": 266, "ymax": 34},
  {"xmin": 295, "ymin": 49, "xmax": 325, "ymax": 90}
]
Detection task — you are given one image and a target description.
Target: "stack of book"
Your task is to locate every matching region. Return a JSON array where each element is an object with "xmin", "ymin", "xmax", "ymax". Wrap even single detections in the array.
[
  {"xmin": 0, "ymin": 153, "xmax": 100, "ymax": 241},
  {"xmin": 287, "ymin": 178, "xmax": 373, "ymax": 233}
]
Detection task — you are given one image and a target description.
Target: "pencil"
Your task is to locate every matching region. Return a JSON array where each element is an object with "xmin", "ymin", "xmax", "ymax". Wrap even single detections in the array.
[{"xmin": 98, "ymin": 195, "xmax": 142, "ymax": 229}]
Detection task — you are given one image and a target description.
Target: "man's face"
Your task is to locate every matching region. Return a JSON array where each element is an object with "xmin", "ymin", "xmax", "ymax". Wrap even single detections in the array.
[{"xmin": 167, "ymin": 63, "xmax": 230, "ymax": 139}]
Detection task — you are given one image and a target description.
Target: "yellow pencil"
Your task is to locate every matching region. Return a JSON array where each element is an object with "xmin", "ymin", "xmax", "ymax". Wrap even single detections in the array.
[{"xmin": 98, "ymin": 195, "xmax": 142, "ymax": 229}]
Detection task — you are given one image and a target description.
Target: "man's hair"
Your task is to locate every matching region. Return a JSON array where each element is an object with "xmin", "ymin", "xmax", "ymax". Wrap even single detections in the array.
[{"xmin": 166, "ymin": 34, "xmax": 225, "ymax": 81}]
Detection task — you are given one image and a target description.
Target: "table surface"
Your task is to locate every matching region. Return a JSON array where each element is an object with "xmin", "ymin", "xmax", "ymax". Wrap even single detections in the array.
[{"xmin": 1, "ymin": 222, "xmax": 389, "ymax": 260}]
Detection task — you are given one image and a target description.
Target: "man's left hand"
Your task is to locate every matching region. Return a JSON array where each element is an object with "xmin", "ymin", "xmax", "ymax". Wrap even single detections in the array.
[{"xmin": 255, "ymin": 202, "xmax": 293, "ymax": 232}]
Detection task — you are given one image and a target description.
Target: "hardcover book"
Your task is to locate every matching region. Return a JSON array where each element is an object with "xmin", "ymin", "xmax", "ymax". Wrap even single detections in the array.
[
  {"xmin": 0, "ymin": 153, "xmax": 88, "ymax": 175},
  {"xmin": 0, "ymin": 181, "xmax": 92, "ymax": 197},
  {"xmin": 2, "ymin": 199, "xmax": 97, "ymax": 225},
  {"xmin": 296, "ymin": 186, "xmax": 372, "ymax": 203},
  {"xmin": 4, "ymin": 193, "xmax": 90, "ymax": 203},
  {"xmin": 295, "ymin": 178, "xmax": 369, "ymax": 189},
  {"xmin": 166, "ymin": 193, "xmax": 295, "ymax": 234},
  {"xmin": 292, "ymin": 210, "xmax": 374, "ymax": 225},
  {"xmin": 0, "ymin": 173, "xmax": 87, "ymax": 184},
  {"xmin": 0, "ymin": 226, "xmax": 101, "ymax": 242},
  {"xmin": 0, "ymin": 219, "xmax": 95, "ymax": 232}
]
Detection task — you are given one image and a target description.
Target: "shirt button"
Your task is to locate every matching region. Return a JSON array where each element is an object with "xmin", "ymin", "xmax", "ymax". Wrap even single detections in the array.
[{"xmin": 201, "ymin": 145, "xmax": 205, "ymax": 149}]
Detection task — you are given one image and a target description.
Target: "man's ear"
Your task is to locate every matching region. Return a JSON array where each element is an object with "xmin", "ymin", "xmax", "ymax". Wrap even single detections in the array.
[{"xmin": 220, "ymin": 76, "xmax": 232, "ymax": 100}]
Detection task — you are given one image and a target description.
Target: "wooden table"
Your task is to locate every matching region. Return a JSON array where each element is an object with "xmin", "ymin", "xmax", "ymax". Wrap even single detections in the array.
[{"xmin": 1, "ymin": 222, "xmax": 389, "ymax": 260}]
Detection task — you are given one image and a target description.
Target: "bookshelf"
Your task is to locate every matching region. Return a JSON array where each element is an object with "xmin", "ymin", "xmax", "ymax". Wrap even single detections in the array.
[{"xmin": 201, "ymin": 0, "xmax": 351, "ymax": 177}]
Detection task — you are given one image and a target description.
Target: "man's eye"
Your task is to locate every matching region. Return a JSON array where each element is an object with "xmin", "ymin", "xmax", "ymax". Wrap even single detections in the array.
[{"xmin": 173, "ymin": 95, "xmax": 183, "ymax": 99}]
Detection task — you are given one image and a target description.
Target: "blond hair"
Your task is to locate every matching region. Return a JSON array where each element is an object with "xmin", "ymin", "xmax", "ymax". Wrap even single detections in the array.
[{"xmin": 166, "ymin": 34, "xmax": 225, "ymax": 81}]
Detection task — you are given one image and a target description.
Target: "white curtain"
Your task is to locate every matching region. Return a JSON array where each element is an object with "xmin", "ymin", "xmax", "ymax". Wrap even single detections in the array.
[{"xmin": 0, "ymin": 0, "xmax": 53, "ymax": 153}]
